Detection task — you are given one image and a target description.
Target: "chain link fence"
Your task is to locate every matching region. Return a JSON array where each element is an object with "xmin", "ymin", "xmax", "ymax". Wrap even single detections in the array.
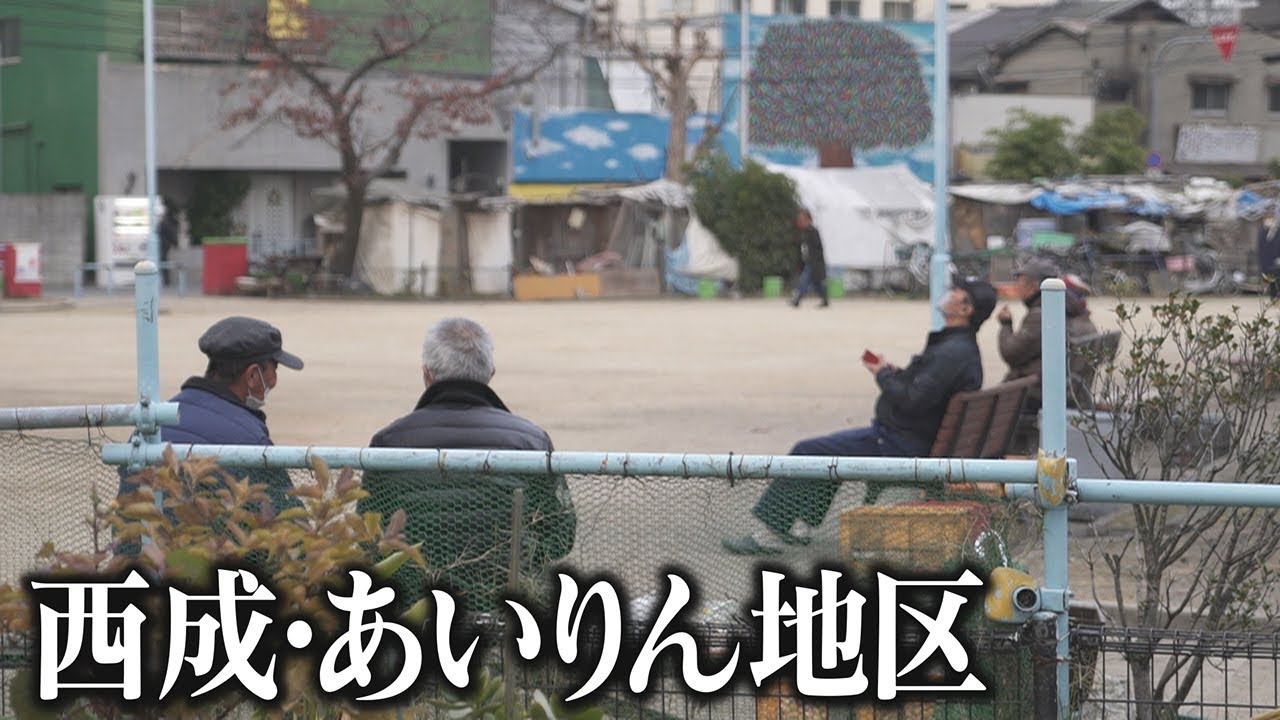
[{"xmin": 1, "ymin": 430, "xmax": 1278, "ymax": 718}]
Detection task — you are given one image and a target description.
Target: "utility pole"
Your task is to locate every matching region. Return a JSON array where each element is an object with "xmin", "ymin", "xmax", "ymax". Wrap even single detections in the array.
[
  {"xmin": 928, "ymin": 0, "xmax": 951, "ymax": 330},
  {"xmin": 739, "ymin": 0, "xmax": 749, "ymax": 164}
]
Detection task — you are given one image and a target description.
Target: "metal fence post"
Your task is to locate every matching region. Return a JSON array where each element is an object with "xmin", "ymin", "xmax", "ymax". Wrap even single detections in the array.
[
  {"xmin": 132, "ymin": 260, "xmax": 163, "ymax": 474},
  {"xmin": 1037, "ymin": 278, "xmax": 1071, "ymax": 718}
]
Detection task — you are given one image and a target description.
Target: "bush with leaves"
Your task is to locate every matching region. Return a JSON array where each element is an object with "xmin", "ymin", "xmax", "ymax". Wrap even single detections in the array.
[
  {"xmin": 985, "ymin": 109, "xmax": 1080, "ymax": 181},
  {"xmin": 187, "ymin": 172, "xmax": 250, "ymax": 243},
  {"xmin": 689, "ymin": 152, "xmax": 800, "ymax": 293},
  {"xmin": 1072, "ymin": 296, "xmax": 1280, "ymax": 720},
  {"xmin": 0, "ymin": 451, "xmax": 429, "ymax": 719},
  {"xmin": 1076, "ymin": 107, "xmax": 1147, "ymax": 176}
]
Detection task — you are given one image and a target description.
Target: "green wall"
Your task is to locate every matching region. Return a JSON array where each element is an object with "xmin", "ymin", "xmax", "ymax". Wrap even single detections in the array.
[
  {"xmin": 0, "ymin": 3, "xmax": 105, "ymax": 196},
  {"xmin": 101, "ymin": 0, "xmax": 492, "ymax": 75}
]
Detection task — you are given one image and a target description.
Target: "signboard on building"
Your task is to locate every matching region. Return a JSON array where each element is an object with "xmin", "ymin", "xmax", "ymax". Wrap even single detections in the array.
[
  {"xmin": 93, "ymin": 196, "xmax": 161, "ymax": 288},
  {"xmin": 1174, "ymin": 124, "xmax": 1262, "ymax": 165}
]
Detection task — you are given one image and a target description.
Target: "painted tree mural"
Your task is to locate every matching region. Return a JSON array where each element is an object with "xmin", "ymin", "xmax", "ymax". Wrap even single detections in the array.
[{"xmin": 749, "ymin": 21, "xmax": 931, "ymax": 164}]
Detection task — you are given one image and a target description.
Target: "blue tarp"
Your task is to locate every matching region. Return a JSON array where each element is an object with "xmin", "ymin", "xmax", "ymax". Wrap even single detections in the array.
[
  {"xmin": 1029, "ymin": 189, "xmax": 1169, "ymax": 217},
  {"xmin": 1236, "ymin": 190, "xmax": 1275, "ymax": 221}
]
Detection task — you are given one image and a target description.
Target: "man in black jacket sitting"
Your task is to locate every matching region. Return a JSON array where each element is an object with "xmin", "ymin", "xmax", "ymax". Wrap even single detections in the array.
[
  {"xmin": 362, "ymin": 318, "xmax": 575, "ymax": 613},
  {"xmin": 725, "ymin": 276, "xmax": 997, "ymax": 555}
]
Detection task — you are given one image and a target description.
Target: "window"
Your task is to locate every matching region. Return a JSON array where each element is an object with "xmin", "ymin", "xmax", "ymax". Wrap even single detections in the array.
[
  {"xmin": 728, "ymin": 0, "xmax": 744, "ymax": 11},
  {"xmin": 829, "ymin": 0, "xmax": 861, "ymax": 16},
  {"xmin": 995, "ymin": 81, "xmax": 1029, "ymax": 94},
  {"xmin": 949, "ymin": 2, "xmax": 968, "ymax": 9},
  {"xmin": 1191, "ymin": 82, "xmax": 1229, "ymax": 115},
  {"xmin": 1270, "ymin": 84, "xmax": 1280, "ymax": 115},
  {"xmin": 882, "ymin": 1, "xmax": 914, "ymax": 20},
  {"xmin": 773, "ymin": 0, "xmax": 806, "ymax": 14},
  {"xmin": 1097, "ymin": 77, "xmax": 1132, "ymax": 103},
  {"xmin": 660, "ymin": 0, "xmax": 695, "ymax": 13},
  {"xmin": 0, "ymin": 17, "xmax": 19, "ymax": 60}
]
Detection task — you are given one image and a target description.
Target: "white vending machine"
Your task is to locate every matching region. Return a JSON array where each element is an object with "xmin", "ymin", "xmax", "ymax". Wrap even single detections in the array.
[{"xmin": 94, "ymin": 196, "xmax": 162, "ymax": 288}]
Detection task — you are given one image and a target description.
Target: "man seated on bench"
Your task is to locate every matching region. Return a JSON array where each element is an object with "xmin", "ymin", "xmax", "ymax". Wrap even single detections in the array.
[
  {"xmin": 999, "ymin": 263, "xmax": 1102, "ymax": 452},
  {"xmin": 723, "ymin": 276, "xmax": 997, "ymax": 555}
]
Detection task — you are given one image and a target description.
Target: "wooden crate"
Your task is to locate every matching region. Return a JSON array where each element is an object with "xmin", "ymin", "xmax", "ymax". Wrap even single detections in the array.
[
  {"xmin": 512, "ymin": 273, "xmax": 603, "ymax": 300},
  {"xmin": 756, "ymin": 679, "xmax": 828, "ymax": 720},
  {"xmin": 839, "ymin": 502, "xmax": 989, "ymax": 574},
  {"xmin": 855, "ymin": 704, "xmax": 934, "ymax": 720},
  {"xmin": 512, "ymin": 268, "xmax": 661, "ymax": 301}
]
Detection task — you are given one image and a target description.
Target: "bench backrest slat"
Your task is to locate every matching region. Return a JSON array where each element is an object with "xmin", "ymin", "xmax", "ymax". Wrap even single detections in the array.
[{"xmin": 930, "ymin": 375, "xmax": 1038, "ymax": 458}]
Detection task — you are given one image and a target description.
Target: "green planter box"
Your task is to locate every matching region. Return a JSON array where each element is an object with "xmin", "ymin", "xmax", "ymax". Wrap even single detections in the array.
[
  {"xmin": 827, "ymin": 277, "xmax": 844, "ymax": 299},
  {"xmin": 762, "ymin": 276, "xmax": 783, "ymax": 298}
]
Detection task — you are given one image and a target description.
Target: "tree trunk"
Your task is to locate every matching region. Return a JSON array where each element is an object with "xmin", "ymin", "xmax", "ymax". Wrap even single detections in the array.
[
  {"xmin": 333, "ymin": 179, "xmax": 368, "ymax": 279},
  {"xmin": 818, "ymin": 142, "xmax": 854, "ymax": 168},
  {"xmin": 1130, "ymin": 654, "xmax": 1155, "ymax": 720},
  {"xmin": 666, "ymin": 83, "xmax": 689, "ymax": 182}
]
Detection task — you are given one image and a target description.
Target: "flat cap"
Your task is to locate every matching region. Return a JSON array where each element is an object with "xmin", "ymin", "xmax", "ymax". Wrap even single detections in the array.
[
  {"xmin": 198, "ymin": 316, "xmax": 303, "ymax": 370},
  {"xmin": 1015, "ymin": 257, "xmax": 1061, "ymax": 282}
]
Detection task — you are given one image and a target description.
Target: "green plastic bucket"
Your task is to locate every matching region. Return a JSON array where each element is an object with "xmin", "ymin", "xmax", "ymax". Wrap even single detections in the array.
[
  {"xmin": 826, "ymin": 277, "xmax": 844, "ymax": 299},
  {"xmin": 697, "ymin": 278, "xmax": 718, "ymax": 299},
  {"xmin": 762, "ymin": 276, "xmax": 783, "ymax": 298}
]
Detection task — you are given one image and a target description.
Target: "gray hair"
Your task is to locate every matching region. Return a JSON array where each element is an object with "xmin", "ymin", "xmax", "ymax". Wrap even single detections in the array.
[{"xmin": 421, "ymin": 317, "xmax": 495, "ymax": 384}]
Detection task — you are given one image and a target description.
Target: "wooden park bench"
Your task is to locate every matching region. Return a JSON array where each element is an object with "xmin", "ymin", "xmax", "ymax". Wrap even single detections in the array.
[
  {"xmin": 841, "ymin": 375, "xmax": 1040, "ymax": 578},
  {"xmin": 931, "ymin": 374, "xmax": 1041, "ymax": 459}
]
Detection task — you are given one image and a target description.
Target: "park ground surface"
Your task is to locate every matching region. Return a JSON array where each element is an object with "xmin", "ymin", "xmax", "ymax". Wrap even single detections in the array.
[{"xmin": 2, "ymin": 292, "xmax": 1277, "ymax": 716}]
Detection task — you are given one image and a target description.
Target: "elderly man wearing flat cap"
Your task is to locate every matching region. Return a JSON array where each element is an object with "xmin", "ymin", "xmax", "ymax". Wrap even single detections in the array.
[{"xmin": 119, "ymin": 316, "xmax": 304, "ymax": 513}]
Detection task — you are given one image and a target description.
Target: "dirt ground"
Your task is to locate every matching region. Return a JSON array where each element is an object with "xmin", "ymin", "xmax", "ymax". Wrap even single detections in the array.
[
  {"xmin": 1, "ymin": 291, "xmax": 1133, "ymax": 450},
  {"xmin": 3, "ymin": 291, "xmax": 1278, "ymax": 716}
]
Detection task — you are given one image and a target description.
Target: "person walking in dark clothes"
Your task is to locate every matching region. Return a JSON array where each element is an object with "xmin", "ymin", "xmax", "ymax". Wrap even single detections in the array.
[
  {"xmin": 158, "ymin": 196, "xmax": 180, "ymax": 287},
  {"xmin": 791, "ymin": 209, "xmax": 829, "ymax": 308}
]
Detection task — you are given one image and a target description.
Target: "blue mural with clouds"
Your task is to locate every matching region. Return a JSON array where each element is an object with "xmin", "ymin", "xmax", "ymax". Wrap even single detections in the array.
[{"xmin": 511, "ymin": 109, "xmax": 720, "ymax": 184}]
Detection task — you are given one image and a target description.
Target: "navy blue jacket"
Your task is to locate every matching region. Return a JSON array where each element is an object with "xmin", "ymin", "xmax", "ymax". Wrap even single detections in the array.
[
  {"xmin": 164, "ymin": 377, "xmax": 274, "ymax": 446},
  {"xmin": 118, "ymin": 377, "xmax": 295, "ymax": 512}
]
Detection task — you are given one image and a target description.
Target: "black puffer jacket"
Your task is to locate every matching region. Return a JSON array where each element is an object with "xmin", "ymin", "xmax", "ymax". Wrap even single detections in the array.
[
  {"xmin": 362, "ymin": 380, "xmax": 575, "ymax": 613},
  {"xmin": 874, "ymin": 327, "xmax": 984, "ymax": 451}
]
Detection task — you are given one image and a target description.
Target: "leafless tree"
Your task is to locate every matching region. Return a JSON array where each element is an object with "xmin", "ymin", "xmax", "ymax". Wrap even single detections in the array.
[
  {"xmin": 614, "ymin": 15, "xmax": 720, "ymax": 183},
  {"xmin": 216, "ymin": 0, "xmax": 562, "ymax": 277},
  {"xmin": 1073, "ymin": 297, "xmax": 1280, "ymax": 719}
]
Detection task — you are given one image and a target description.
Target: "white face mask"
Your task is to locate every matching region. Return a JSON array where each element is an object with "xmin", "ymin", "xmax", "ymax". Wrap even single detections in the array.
[{"xmin": 245, "ymin": 365, "xmax": 270, "ymax": 411}]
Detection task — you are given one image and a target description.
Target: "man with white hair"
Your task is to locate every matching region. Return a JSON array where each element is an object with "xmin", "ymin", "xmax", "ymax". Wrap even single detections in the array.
[
  {"xmin": 363, "ymin": 318, "xmax": 575, "ymax": 612},
  {"xmin": 370, "ymin": 317, "xmax": 552, "ymax": 449}
]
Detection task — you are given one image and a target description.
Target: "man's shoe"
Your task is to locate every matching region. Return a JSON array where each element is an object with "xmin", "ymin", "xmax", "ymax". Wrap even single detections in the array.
[
  {"xmin": 818, "ymin": 300, "xmax": 829, "ymax": 308},
  {"xmin": 722, "ymin": 535, "xmax": 784, "ymax": 555},
  {"xmin": 779, "ymin": 529, "xmax": 812, "ymax": 546}
]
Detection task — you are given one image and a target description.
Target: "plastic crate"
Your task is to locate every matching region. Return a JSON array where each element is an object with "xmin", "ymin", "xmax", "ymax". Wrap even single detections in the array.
[{"xmin": 839, "ymin": 502, "xmax": 991, "ymax": 574}]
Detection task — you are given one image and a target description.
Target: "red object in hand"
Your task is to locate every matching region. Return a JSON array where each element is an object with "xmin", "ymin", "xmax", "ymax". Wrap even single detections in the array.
[{"xmin": 862, "ymin": 350, "xmax": 879, "ymax": 364}]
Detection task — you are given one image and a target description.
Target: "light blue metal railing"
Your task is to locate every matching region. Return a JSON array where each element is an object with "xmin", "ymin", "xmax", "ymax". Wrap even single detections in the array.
[
  {"xmin": 14, "ymin": 260, "xmax": 1280, "ymax": 716},
  {"xmin": 72, "ymin": 261, "xmax": 187, "ymax": 298}
]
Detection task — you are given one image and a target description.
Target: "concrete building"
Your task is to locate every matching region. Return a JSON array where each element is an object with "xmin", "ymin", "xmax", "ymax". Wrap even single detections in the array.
[
  {"xmin": 951, "ymin": 0, "xmax": 1280, "ymax": 178},
  {"xmin": 1, "ymin": 0, "xmax": 593, "ymax": 284}
]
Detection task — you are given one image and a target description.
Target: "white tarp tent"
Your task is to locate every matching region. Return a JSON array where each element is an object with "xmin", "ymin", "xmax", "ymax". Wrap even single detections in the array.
[{"xmin": 765, "ymin": 163, "xmax": 935, "ymax": 270}]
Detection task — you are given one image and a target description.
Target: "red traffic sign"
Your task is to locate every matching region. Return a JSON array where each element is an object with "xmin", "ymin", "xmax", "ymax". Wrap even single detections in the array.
[{"xmin": 1211, "ymin": 25, "xmax": 1240, "ymax": 62}]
